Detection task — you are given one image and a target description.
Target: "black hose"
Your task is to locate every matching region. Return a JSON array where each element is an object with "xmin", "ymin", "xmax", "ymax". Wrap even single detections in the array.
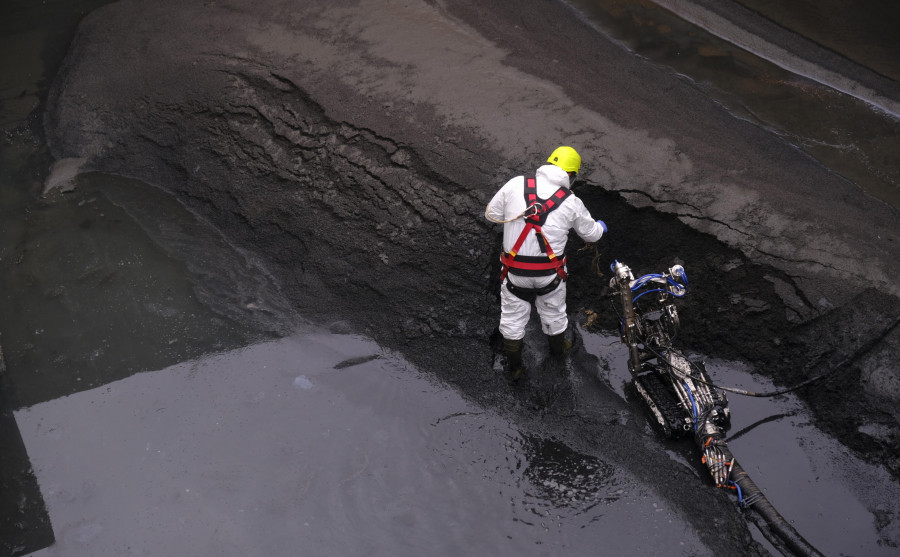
[{"xmin": 724, "ymin": 449, "xmax": 825, "ymax": 557}]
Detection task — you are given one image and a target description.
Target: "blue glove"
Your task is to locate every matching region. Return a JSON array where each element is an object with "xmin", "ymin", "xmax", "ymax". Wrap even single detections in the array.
[{"xmin": 597, "ymin": 219, "xmax": 608, "ymax": 234}]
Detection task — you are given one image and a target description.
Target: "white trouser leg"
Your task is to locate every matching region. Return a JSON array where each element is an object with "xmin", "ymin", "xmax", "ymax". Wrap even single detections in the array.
[
  {"xmin": 535, "ymin": 279, "xmax": 568, "ymax": 335},
  {"xmin": 499, "ymin": 279, "xmax": 532, "ymax": 340},
  {"xmin": 499, "ymin": 274, "xmax": 567, "ymax": 339}
]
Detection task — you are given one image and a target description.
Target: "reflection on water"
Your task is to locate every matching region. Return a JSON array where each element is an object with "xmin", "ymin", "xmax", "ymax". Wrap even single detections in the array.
[{"xmin": 567, "ymin": 0, "xmax": 900, "ymax": 207}]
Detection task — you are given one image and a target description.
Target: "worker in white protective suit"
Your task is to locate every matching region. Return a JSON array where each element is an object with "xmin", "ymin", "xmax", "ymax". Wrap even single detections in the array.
[{"xmin": 485, "ymin": 146, "xmax": 606, "ymax": 380}]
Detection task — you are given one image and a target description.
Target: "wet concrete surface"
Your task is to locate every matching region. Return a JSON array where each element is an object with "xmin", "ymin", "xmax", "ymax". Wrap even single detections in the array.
[{"xmin": 2, "ymin": 0, "xmax": 899, "ymax": 555}]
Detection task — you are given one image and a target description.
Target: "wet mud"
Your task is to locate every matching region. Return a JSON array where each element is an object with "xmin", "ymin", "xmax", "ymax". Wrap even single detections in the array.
[{"xmin": 3, "ymin": 0, "xmax": 899, "ymax": 554}]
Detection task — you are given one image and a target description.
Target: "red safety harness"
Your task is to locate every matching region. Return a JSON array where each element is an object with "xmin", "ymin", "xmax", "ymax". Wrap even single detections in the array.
[{"xmin": 500, "ymin": 177, "xmax": 571, "ymax": 282}]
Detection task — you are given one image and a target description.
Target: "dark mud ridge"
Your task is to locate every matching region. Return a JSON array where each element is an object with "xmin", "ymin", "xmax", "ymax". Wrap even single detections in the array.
[{"xmin": 41, "ymin": 0, "xmax": 899, "ymax": 553}]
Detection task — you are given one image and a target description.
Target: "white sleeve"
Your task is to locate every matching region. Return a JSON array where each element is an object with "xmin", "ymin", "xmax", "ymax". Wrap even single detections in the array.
[
  {"xmin": 484, "ymin": 177, "xmax": 521, "ymax": 223},
  {"xmin": 571, "ymin": 196, "xmax": 604, "ymax": 242},
  {"xmin": 485, "ymin": 188, "xmax": 506, "ymax": 223}
]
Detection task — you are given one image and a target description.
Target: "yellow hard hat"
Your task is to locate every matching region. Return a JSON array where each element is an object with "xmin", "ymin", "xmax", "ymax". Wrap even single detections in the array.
[{"xmin": 547, "ymin": 146, "xmax": 581, "ymax": 174}]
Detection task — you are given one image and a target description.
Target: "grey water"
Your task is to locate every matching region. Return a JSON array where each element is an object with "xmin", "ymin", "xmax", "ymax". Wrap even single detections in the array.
[
  {"xmin": 14, "ymin": 329, "xmax": 900, "ymax": 556},
  {"xmin": 2, "ymin": 0, "xmax": 899, "ymax": 555},
  {"xmin": 15, "ymin": 333, "xmax": 714, "ymax": 557}
]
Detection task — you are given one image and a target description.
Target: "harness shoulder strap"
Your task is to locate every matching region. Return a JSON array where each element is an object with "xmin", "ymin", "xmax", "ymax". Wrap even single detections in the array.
[
  {"xmin": 524, "ymin": 178, "xmax": 571, "ymax": 226},
  {"xmin": 500, "ymin": 176, "xmax": 571, "ymax": 281}
]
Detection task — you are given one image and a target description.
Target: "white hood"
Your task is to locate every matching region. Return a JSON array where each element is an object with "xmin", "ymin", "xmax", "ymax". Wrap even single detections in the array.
[{"xmin": 535, "ymin": 163, "xmax": 571, "ymax": 191}]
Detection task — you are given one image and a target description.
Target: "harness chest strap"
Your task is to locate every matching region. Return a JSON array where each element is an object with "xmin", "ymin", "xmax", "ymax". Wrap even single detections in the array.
[{"xmin": 500, "ymin": 177, "xmax": 571, "ymax": 281}]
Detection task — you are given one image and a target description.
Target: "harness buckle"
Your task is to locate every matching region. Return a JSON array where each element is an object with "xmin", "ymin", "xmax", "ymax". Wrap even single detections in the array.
[{"xmin": 525, "ymin": 202, "xmax": 544, "ymax": 217}]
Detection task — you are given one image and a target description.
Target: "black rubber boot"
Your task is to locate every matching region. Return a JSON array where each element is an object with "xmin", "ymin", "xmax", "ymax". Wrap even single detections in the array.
[
  {"xmin": 547, "ymin": 331, "xmax": 573, "ymax": 357},
  {"xmin": 503, "ymin": 337, "xmax": 525, "ymax": 380}
]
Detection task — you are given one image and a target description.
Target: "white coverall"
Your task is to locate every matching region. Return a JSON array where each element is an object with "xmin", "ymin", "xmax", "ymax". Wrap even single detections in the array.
[{"xmin": 485, "ymin": 164, "xmax": 604, "ymax": 340}]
